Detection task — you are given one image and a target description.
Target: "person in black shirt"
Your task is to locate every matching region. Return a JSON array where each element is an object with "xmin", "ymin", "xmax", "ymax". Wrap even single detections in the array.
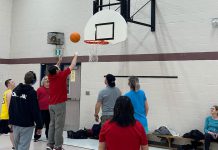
[{"xmin": 9, "ymin": 71, "xmax": 43, "ymax": 150}]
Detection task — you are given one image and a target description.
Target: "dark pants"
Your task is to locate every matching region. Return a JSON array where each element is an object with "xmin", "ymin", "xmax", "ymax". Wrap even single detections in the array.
[
  {"xmin": 100, "ymin": 115, "xmax": 113, "ymax": 126},
  {"xmin": 34, "ymin": 110, "xmax": 50, "ymax": 140},
  {"xmin": 205, "ymin": 133, "xmax": 218, "ymax": 150}
]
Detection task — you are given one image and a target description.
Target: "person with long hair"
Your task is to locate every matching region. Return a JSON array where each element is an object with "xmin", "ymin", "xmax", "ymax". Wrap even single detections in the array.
[
  {"xmin": 94, "ymin": 74, "xmax": 121, "ymax": 125},
  {"xmin": 204, "ymin": 105, "xmax": 218, "ymax": 150},
  {"xmin": 98, "ymin": 96, "xmax": 148, "ymax": 150},
  {"xmin": 124, "ymin": 76, "xmax": 149, "ymax": 133}
]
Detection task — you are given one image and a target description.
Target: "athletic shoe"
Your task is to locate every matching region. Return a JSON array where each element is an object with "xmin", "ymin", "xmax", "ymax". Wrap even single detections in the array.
[
  {"xmin": 46, "ymin": 145, "xmax": 54, "ymax": 150},
  {"xmin": 46, "ymin": 147, "xmax": 53, "ymax": 150}
]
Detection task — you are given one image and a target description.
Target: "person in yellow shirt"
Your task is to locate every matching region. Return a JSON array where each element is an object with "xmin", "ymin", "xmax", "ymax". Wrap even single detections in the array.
[{"xmin": 0, "ymin": 79, "xmax": 15, "ymax": 149}]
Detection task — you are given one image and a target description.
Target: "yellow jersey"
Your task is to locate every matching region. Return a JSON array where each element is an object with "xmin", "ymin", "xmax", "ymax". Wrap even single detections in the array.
[{"xmin": 0, "ymin": 89, "xmax": 11, "ymax": 120}]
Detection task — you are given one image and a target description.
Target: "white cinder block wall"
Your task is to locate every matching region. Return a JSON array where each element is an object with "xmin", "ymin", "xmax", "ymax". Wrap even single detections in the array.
[
  {"xmin": 80, "ymin": 61, "xmax": 218, "ymax": 134},
  {"xmin": 9, "ymin": 0, "xmax": 218, "ymax": 58},
  {"xmin": 10, "ymin": 0, "xmax": 93, "ymax": 58},
  {"xmin": 0, "ymin": 0, "xmax": 218, "ymax": 135},
  {"xmin": 0, "ymin": 65, "xmax": 9, "ymax": 95},
  {"xmin": 0, "ymin": 64, "xmax": 40, "ymax": 113},
  {"xmin": 8, "ymin": 64, "xmax": 41, "ymax": 89},
  {"xmin": 0, "ymin": 0, "xmax": 12, "ymax": 58},
  {"xmin": 0, "ymin": 64, "xmax": 40, "ymax": 93}
]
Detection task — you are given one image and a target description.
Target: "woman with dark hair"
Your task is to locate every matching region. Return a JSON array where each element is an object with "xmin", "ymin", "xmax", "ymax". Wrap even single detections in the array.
[
  {"xmin": 98, "ymin": 96, "xmax": 148, "ymax": 150},
  {"xmin": 124, "ymin": 76, "xmax": 149, "ymax": 133},
  {"xmin": 204, "ymin": 105, "xmax": 218, "ymax": 150},
  {"xmin": 94, "ymin": 74, "xmax": 121, "ymax": 125}
]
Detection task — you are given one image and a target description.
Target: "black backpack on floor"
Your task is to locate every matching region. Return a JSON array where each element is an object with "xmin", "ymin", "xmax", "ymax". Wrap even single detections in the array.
[
  {"xmin": 91, "ymin": 124, "xmax": 101, "ymax": 139},
  {"xmin": 67, "ymin": 129, "xmax": 88, "ymax": 139}
]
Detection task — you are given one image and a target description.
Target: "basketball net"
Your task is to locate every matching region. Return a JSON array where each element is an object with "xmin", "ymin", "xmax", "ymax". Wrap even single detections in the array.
[{"xmin": 84, "ymin": 40, "xmax": 109, "ymax": 62}]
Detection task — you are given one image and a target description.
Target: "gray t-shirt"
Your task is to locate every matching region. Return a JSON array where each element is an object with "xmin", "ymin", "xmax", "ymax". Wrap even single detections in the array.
[{"xmin": 97, "ymin": 86, "xmax": 121, "ymax": 116}]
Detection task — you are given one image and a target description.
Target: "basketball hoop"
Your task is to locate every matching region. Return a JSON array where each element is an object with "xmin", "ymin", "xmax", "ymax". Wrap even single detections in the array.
[{"xmin": 84, "ymin": 40, "xmax": 109, "ymax": 62}]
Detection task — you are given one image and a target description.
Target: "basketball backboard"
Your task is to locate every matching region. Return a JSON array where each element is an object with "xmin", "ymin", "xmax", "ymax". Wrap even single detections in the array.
[{"xmin": 84, "ymin": 9, "xmax": 127, "ymax": 45}]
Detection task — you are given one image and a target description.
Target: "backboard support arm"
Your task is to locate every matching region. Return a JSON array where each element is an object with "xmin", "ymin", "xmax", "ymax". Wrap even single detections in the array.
[{"xmin": 93, "ymin": 0, "xmax": 155, "ymax": 32}]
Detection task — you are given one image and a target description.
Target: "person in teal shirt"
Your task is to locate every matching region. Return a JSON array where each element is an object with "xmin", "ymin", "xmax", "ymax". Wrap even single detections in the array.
[
  {"xmin": 124, "ymin": 76, "xmax": 149, "ymax": 133},
  {"xmin": 204, "ymin": 105, "xmax": 218, "ymax": 150}
]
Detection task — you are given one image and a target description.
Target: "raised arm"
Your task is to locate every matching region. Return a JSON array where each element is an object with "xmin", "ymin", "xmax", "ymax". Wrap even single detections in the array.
[
  {"xmin": 56, "ymin": 56, "xmax": 62, "ymax": 67},
  {"xmin": 69, "ymin": 52, "xmax": 78, "ymax": 71}
]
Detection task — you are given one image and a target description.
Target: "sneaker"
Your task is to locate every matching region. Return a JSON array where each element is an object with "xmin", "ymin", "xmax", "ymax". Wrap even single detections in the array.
[
  {"xmin": 46, "ymin": 145, "xmax": 54, "ymax": 150},
  {"xmin": 12, "ymin": 147, "xmax": 15, "ymax": 150},
  {"xmin": 34, "ymin": 139, "xmax": 39, "ymax": 142},
  {"xmin": 46, "ymin": 146, "xmax": 53, "ymax": 150}
]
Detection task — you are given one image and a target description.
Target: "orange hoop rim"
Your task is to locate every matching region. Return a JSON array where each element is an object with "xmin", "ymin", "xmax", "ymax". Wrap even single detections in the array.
[{"xmin": 84, "ymin": 40, "xmax": 109, "ymax": 45}]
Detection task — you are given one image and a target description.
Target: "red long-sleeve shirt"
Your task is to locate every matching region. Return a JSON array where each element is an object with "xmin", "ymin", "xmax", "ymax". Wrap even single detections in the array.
[
  {"xmin": 37, "ymin": 86, "xmax": 49, "ymax": 110},
  {"xmin": 48, "ymin": 68, "xmax": 71, "ymax": 105}
]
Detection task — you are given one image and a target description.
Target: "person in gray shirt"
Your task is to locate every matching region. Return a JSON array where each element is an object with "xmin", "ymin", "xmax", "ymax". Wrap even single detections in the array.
[{"xmin": 94, "ymin": 74, "xmax": 121, "ymax": 125}]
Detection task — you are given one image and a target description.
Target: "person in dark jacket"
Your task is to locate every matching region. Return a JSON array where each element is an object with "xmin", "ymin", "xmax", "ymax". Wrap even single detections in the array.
[{"xmin": 9, "ymin": 71, "xmax": 43, "ymax": 150}]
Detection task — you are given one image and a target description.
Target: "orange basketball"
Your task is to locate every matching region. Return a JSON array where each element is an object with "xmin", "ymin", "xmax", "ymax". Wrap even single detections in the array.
[{"xmin": 70, "ymin": 32, "xmax": 80, "ymax": 43}]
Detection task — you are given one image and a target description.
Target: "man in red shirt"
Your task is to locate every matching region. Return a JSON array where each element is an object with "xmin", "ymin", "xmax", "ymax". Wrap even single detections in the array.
[
  {"xmin": 47, "ymin": 53, "xmax": 78, "ymax": 150},
  {"xmin": 99, "ymin": 96, "xmax": 149, "ymax": 150}
]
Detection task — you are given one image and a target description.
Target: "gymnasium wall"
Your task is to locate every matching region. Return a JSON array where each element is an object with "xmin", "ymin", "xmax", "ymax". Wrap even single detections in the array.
[
  {"xmin": 9, "ymin": 0, "xmax": 218, "ymax": 58},
  {"xmin": 7, "ymin": 64, "xmax": 41, "ymax": 89},
  {"xmin": 10, "ymin": 0, "xmax": 92, "ymax": 58},
  {"xmin": 80, "ymin": 61, "xmax": 217, "ymax": 134},
  {"xmin": 1, "ymin": 0, "xmax": 218, "ymax": 135},
  {"xmin": 0, "ymin": 65, "xmax": 9, "ymax": 96},
  {"xmin": 0, "ymin": 64, "xmax": 40, "ymax": 113},
  {"xmin": 0, "ymin": 0, "xmax": 12, "ymax": 58}
]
